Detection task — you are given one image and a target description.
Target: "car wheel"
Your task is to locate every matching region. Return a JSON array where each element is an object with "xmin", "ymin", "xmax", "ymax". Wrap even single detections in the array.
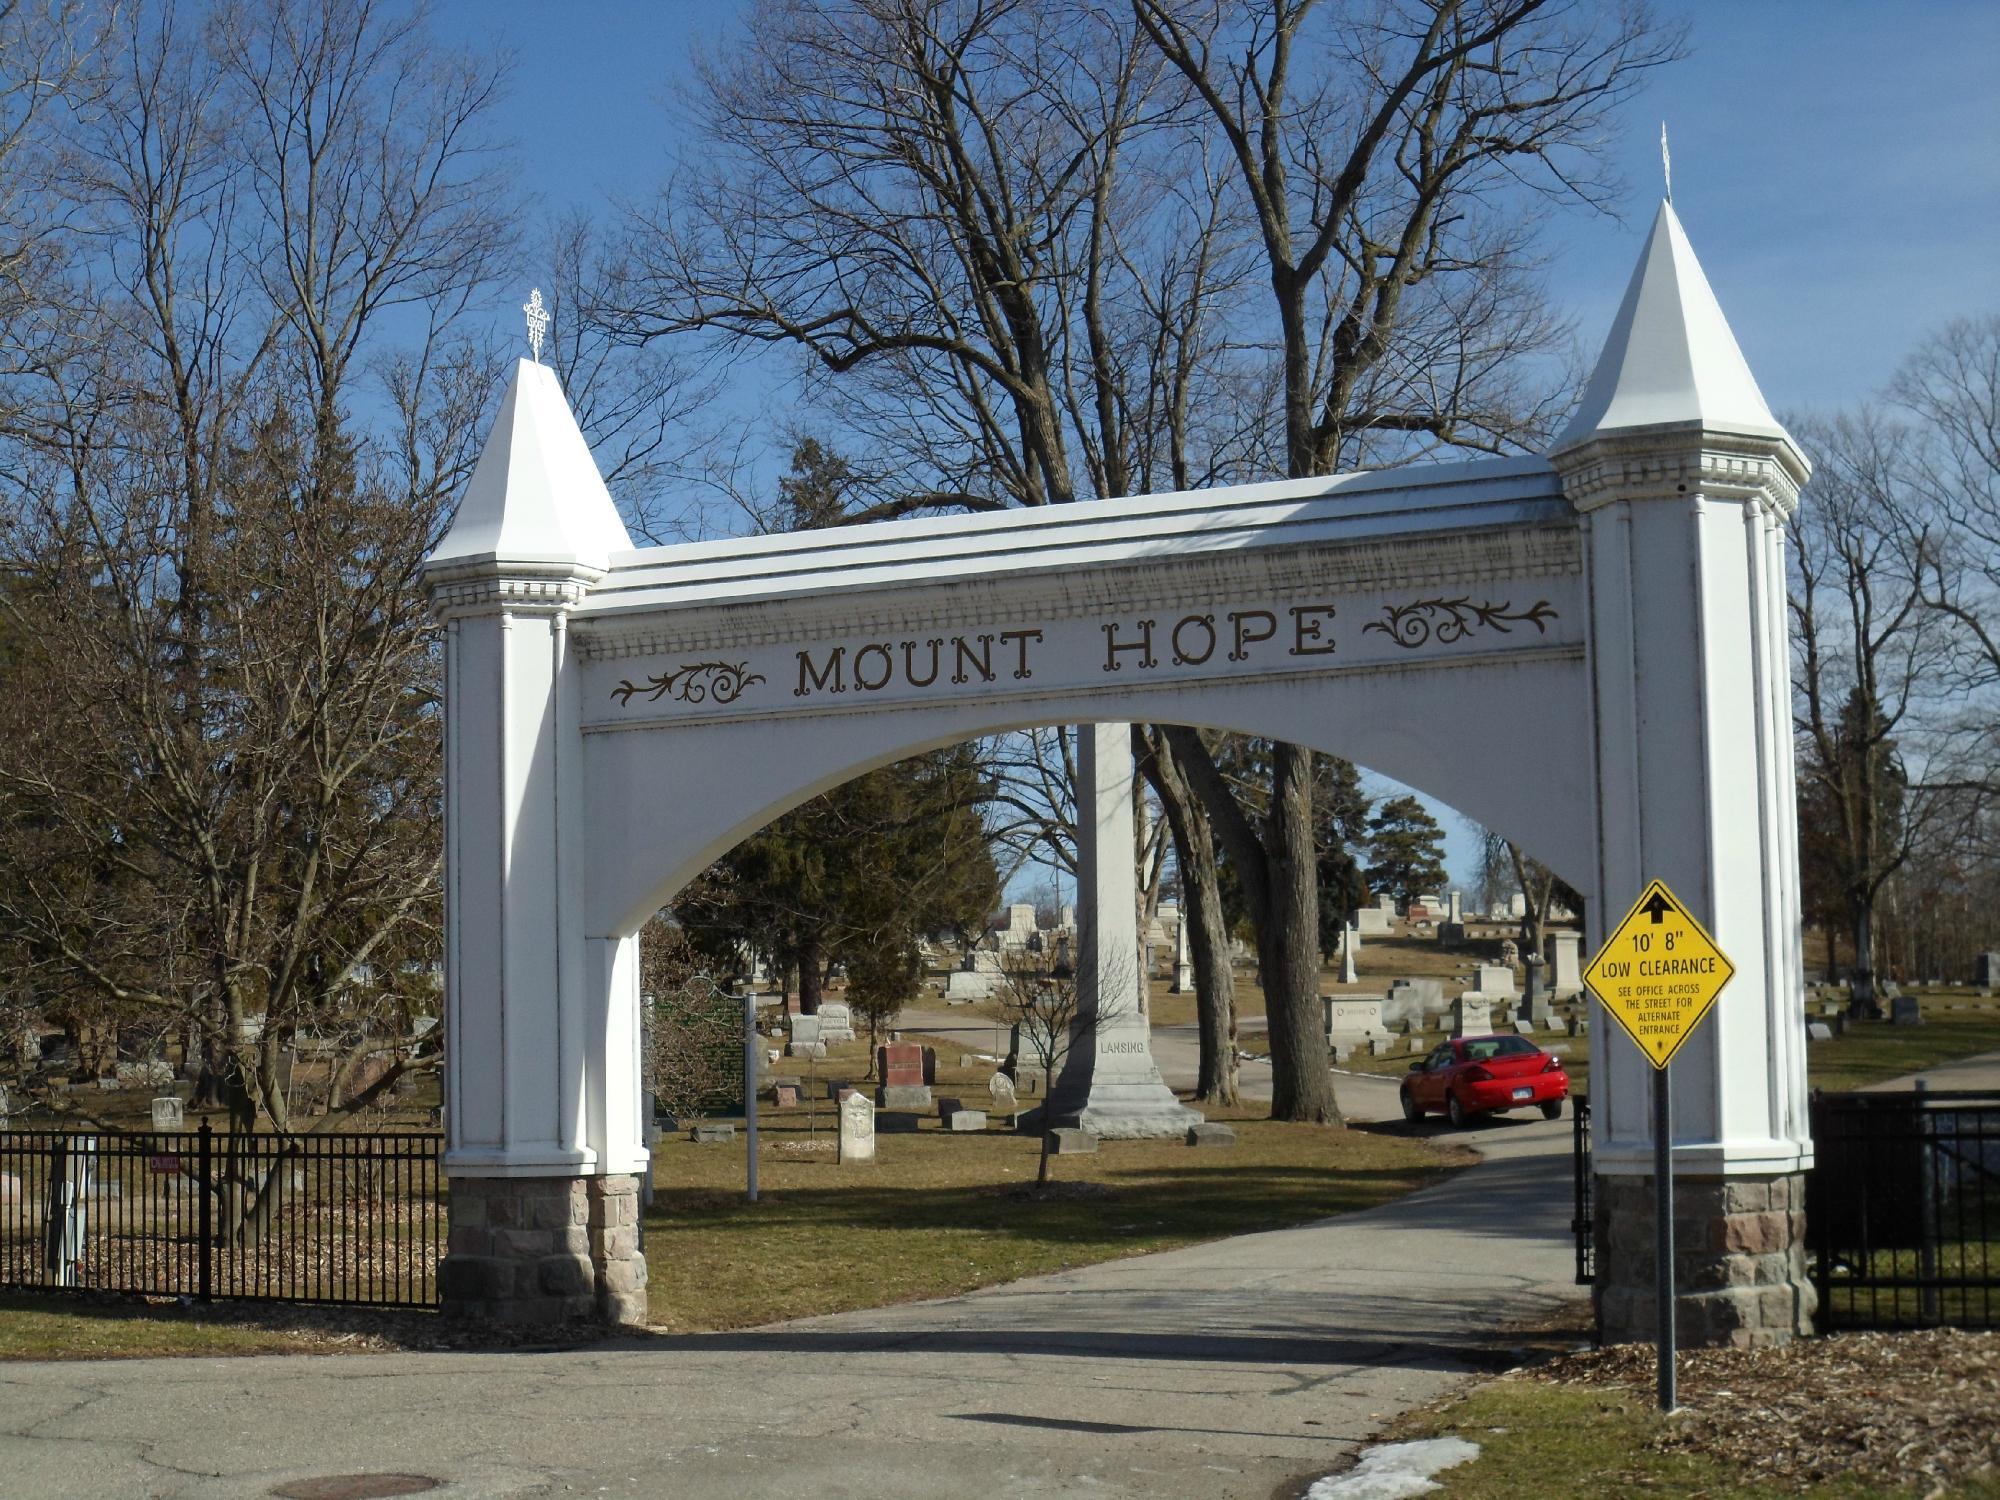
[
  {"xmin": 1540, "ymin": 1099, "xmax": 1563, "ymax": 1121},
  {"xmin": 1447, "ymin": 1092, "xmax": 1470, "ymax": 1128},
  {"xmin": 1401, "ymin": 1088, "xmax": 1422, "ymax": 1123}
]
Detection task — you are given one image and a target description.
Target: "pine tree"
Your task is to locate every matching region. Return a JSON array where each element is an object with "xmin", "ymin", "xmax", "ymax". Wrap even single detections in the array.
[{"xmin": 1363, "ymin": 796, "xmax": 1448, "ymax": 908}]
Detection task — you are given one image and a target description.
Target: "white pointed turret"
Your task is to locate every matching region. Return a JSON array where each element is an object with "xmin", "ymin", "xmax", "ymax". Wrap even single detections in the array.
[
  {"xmin": 1553, "ymin": 201, "xmax": 1793, "ymax": 454},
  {"xmin": 430, "ymin": 358, "xmax": 631, "ymax": 574}
]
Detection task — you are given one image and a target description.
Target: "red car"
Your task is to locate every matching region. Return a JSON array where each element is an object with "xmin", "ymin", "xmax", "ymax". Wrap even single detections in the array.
[{"xmin": 1401, "ymin": 1034, "xmax": 1569, "ymax": 1127}]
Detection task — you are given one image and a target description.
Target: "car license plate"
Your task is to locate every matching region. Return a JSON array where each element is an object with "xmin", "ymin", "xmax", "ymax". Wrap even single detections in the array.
[{"xmin": 1511, "ymin": 1087, "xmax": 1532, "ymax": 1101}]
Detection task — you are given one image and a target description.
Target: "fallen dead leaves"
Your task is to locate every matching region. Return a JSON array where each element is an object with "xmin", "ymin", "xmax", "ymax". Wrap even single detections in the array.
[{"xmin": 1527, "ymin": 1328, "xmax": 1999, "ymax": 1493}]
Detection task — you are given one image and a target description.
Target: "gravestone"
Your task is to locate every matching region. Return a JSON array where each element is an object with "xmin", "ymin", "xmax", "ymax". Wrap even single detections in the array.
[
  {"xmin": 944, "ymin": 969, "xmax": 998, "ymax": 1003},
  {"xmin": 773, "ymin": 1084, "xmax": 799, "ymax": 1108},
  {"xmin": 815, "ymin": 1002, "xmax": 855, "ymax": 1044},
  {"xmin": 1324, "ymin": 997, "xmax": 1389, "ymax": 1044},
  {"xmin": 1499, "ymin": 938, "xmax": 1520, "ymax": 968},
  {"xmin": 150, "ymin": 1096, "xmax": 184, "ymax": 1131},
  {"xmin": 945, "ymin": 1108, "xmax": 987, "ymax": 1132},
  {"xmin": 1544, "ymin": 930, "xmax": 1584, "ymax": 999},
  {"xmin": 692, "ymin": 1122, "xmax": 735, "ymax": 1144},
  {"xmin": 788, "ymin": 1015, "xmax": 824, "ymax": 1057},
  {"xmin": 1974, "ymin": 952, "xmax": 1999, "ymax": 989},
  {"xmin": 1508, "ymin": 893, "xmax": 1526, "ymax": 919},
  {"xmin": 1806, "ymin": 1021, "xmax": 1833, "ymax": 1042},
  {"xmin": 1383, "ymin": 977, "xmax": 1445, "ymax": 1029},
  {"xmin": 1451, "ymin": 998, "xmax": 1491, "ymax": 1037},
  {"xmin": 1186, "ymin": 1123, "xmax": 1236, "ymax": 1148},
  {"xmin": 1340, "ymin": 931, "xmax": 1358, "ymax": 984},
  {"xmin": 988, "ymin": 1072, "xmax": 1018, "ymax": 1114},
  {"xmin": 838, "ymin": 1091, "xmax": 877, "ymax": 1162},
  {"xmin": 1475, "ymin": 964, "xmax": 1517, "ymax": 999},
  {"xmin": 876, "ymin": 1041, "xmax": 933, "ymax": 1109},
  {"xmin": 1046, "ymin": 1127, "xmax": 1097, "ymax": 1155},
  {"xmin": 1351, "ymin": 906, "xmax": 1392, "ymax": 935},
  {"xmin": 1890, "ymin": 996, "xmax": 1924, "ymax": 1027}
]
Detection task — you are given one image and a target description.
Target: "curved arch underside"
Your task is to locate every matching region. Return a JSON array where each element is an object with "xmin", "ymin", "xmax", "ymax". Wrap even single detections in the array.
[{"xmin": 584, "ymin": 651, "xmax": 1595, "ymax": 937}]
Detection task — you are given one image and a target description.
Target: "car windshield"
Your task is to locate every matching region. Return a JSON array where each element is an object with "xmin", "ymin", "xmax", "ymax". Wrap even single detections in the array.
[{"xmin": 1462, "ymin": 1037, "xmax": 1538, "ymax": 1062}]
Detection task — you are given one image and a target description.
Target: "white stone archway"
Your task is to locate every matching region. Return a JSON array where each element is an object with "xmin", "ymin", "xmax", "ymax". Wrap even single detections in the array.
[{"xmin": 428, "ymin": 203, "xmax": 1815, "ymax": 1344}]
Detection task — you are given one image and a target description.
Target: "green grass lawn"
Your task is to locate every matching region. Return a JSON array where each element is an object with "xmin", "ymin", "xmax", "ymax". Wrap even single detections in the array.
[{"xmin": 1803, "ymin": 994, "xmax": 2000, "ymax": 1091}]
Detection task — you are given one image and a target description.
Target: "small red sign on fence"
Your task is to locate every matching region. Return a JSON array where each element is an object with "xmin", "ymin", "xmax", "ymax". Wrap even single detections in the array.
[{"xmin": 148, "ymin": 1154, "xmax": 182, "ymax": 1175}]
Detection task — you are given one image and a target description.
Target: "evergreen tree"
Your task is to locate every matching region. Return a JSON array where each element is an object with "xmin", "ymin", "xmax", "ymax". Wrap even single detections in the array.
[
  {"xmin": 1363, "ymin": 796, "xmax": 1448, "ymax": 908},
  {"xmin": 1314, "ymin": 756, "xmax": 1371, "ymax": 952}
]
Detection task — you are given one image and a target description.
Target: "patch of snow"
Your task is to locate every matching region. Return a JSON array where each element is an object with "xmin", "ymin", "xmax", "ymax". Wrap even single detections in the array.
[{"xmin": 1304, "ymin": 1437, "xmax": 1482, "ymax": 1499}]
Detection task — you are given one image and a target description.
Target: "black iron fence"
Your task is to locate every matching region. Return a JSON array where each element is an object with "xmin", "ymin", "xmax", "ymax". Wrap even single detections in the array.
[
  {"xmin": 1572, "ymin": 1094, "xmax": 1594, "ymax": 1285},
  {"xmin": 1809, "ymin": 1088, "xmax": 1999, "ymax": 1331},
  {"xmin": 1, "ymin": 1125, "xmax": 444, "ymax": 1308}
]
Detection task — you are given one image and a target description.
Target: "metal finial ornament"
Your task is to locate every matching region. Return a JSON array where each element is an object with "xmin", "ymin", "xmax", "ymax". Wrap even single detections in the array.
[
  {"xmin": 522, "ymin": 287, "xmax": 549, "ymax": 362},
  {"xmin": 1661, "ymin": 122, "xmax": 1672, "ymax": 204}
]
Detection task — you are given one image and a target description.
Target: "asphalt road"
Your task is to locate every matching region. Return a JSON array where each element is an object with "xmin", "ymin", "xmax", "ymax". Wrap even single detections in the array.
[{"xmin": 0, "ymin": 1034, "xmax": 1582, "ymax": 1500}]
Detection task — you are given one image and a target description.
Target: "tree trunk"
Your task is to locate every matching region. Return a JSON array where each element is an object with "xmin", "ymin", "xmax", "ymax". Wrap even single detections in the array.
[
  {"xmin": 1262, "ymin": 744, "xmax": 1340, "ymax": 1124},
  {"xmin": 1139, "ymin": 728, "xmax": 1237, "ymax": 1106},
  {"xmin": 1847, "ymin": 894, "xmax": 1881, "ymax": 1020},
  {"xmin": 798, "ymin": 933, "xmax": 824, "ymax": 1015}
]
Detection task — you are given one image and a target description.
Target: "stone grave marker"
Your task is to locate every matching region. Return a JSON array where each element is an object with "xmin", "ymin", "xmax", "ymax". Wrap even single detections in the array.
[
  {"xmin": 1323, "ymin": 997, "xmax": 1389, "ymax": 1045},
  {"xmin": 1450, "ymin": 997, "xmax": 1491, "ymax": 1037},
  {"xmin": 1974, "ymin": 952, "xmax": 1999, "ymax": 990},
  {"xmin": 1383, "ymin": 978, "xmax": 1444, "ymax": 1029},
  {"xmin": 788, "ymin": 1015, "xmax": 824, "ymax": 1058},
  {"xmin": 150, "ymin": 1096, "xmax": 184, "ymax": 1131},
  {"xmin": 1806, "ymin": 1021, "xmax": 1833, "ymax": 1042},
  {"xmin": 1186, "ymin": 1123, "xmax": 1236, "ymax": 1148},
  {"xmin": 1047, "ymin": 1127, "xmax": 1097, "ymax": 1155},
  {"xmin": 773, "ymin": 1084, "xmax": 799, "ymax": 1108},
  {"xmin": 945, "ymin": 1108, "xmax": 987, "ymax": 1132},
  {"xmin": 988, "ymin": 1072, "xmax": 1018, "ymax": 1114},
  {"xmin": 876, "ymin": 1041, "xmax": 933, "ymax": 1109},
  {"xmin": 815, "ymin": 1001, "xmax": 855, "ymax": 1043},
  {"xmin": 1890, "ymin": 996, "xmax": 1924, "ymax": 1027},
  {"xmin": 692, "ymin": 1122, "xmax": 736, "ymax": 1144},
  {"xmin": 1544, "ymin": 930, "xmax": 1584, "ymax": 998},
  {"xmin": 838, "ymin": 1091, "xmax": 877, "ymax": 1162}
]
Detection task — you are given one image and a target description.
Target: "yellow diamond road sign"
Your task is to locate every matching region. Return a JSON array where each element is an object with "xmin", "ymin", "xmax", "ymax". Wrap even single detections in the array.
[{"xmin": 1583, "ymin": 878, "xmax": 1735, "ymax": 1070}]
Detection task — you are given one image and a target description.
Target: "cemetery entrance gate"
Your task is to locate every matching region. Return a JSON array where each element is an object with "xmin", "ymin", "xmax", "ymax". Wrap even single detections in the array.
[{"xmin": 427, "ymin": 202, "xmax": 1817, "ymax": 1345}]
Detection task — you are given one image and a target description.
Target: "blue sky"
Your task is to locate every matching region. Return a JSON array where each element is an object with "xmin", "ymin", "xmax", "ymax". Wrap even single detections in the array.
[{"xmin": 434, "ymin": 0, "xmax": 2000, "ymax": 891}]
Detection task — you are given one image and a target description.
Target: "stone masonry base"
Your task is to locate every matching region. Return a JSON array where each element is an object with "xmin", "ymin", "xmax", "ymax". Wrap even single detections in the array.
[
  {"xmin": 440, "ymin": 1175, "xmax": 647, "ymax": 1327},
  {"xmin": 1594, "ymin": 1171, "xmax": 1815, "ymax": 1349}
]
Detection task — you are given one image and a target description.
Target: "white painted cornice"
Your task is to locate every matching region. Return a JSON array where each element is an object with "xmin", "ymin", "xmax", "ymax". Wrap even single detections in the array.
[
  {"xmin": 1551, "ymin": 422, "xmax": 1811, "ymax": 516},
  {"xmin": 573, "ymin": 454, "xmax": 1573, "ymax": 658}
]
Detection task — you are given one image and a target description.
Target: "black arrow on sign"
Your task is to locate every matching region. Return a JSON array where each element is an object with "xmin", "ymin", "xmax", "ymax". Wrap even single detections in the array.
[{"xmin": 1640, "ymin": 890, "xmax": 1675, "ymax": 924}]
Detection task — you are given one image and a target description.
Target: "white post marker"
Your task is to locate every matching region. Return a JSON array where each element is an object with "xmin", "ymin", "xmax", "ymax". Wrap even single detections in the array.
[
  {"xmin": 742, "ymin": 983, "xmax": 760, "ymax": 1204},
  {"xmin": 1582, "ymin": 878, "xmax": 1736, "ymax": 1412}
]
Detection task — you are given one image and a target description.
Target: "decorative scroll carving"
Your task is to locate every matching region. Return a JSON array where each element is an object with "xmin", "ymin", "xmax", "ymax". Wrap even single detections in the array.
[
  {"xmin": 1361, "ymin": 597, "xmax": 1556, "ymax": 650},
  {"xmin": 611, "ymin": 661, "xmax": 766, "ymax": 706}
]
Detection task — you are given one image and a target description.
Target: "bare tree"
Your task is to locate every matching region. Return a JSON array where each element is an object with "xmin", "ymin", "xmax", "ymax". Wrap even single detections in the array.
[
  {"xmin": 0, "ymin": 0, "xmax": 509, "ymax": 1187},
  {"xmin": 1136, "ymin": 0, "xmax": 1682, "ymax": 1122},
  {"xmin": 989, "ymin": 928, "xmax": 1135, "ymax": 1186},
  {"xmin": 1789, "ymin": 410, "xmax": 1958, "ymax": 1016},
  {"xmin": 1891, "ymin": 315, "xmax": 2000, "ymax": 767}
]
